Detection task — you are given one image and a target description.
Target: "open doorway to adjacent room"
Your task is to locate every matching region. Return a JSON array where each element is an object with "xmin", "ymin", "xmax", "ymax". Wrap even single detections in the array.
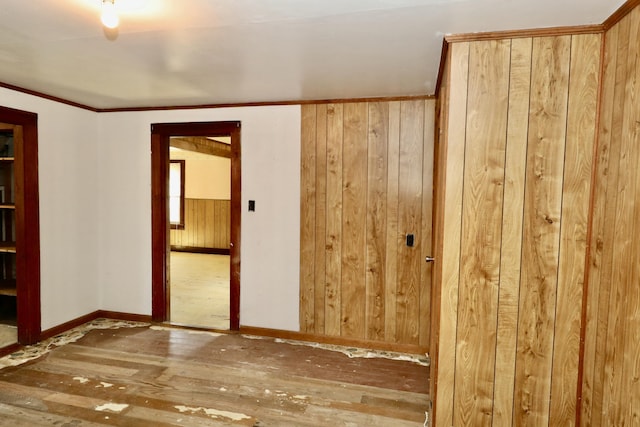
[
  {"xmin": 169, "ymin": 137, "xmax": 232, "ymax": 329},
  {"xmin": 151, "ymin": 121, "xmax": 241, "ymax": 331}
]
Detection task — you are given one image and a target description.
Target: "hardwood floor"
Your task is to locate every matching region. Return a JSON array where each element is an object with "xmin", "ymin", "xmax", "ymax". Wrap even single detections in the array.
[
  {"xmin": 0, "ymin": 322, "xmax": 429, "ymax": 426},
  {"xmin": 170, "ymin": 252, "xmax": 229, "ymax": 330},
  {"xmin": 0, "ymin": 324, "xmax": 16, "ymax": 348}
]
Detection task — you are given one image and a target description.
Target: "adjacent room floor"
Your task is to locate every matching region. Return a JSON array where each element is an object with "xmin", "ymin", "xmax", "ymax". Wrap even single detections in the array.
[
  {"xmin": 0, "ymin": 325, "xmax": 15, "ymax": 349},
  {"xmin": 0, "ymin": 296, "xmax": 16, "ymax": 349},
  {"xmin": 0, "ymin": 321, "xmax": 430, "ymax": 426},
  {"xmin": 170, "ymin": 252, "xmax": 230, "ymax": 330}
]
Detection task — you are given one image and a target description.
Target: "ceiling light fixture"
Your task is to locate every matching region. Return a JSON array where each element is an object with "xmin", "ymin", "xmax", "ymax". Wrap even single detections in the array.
[{"xmin": 101, "ymin": 0, "xmax": 119, "ymax": 29}]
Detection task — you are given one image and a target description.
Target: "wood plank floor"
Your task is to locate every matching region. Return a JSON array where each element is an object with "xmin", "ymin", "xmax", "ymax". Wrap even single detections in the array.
[
  {"xmin": 0, "ymin": 324, "xmax": 429, "ymax": 426},
  {"xmin": 170, "ymin": 252, "xmax": 230, "ymax": 330}
]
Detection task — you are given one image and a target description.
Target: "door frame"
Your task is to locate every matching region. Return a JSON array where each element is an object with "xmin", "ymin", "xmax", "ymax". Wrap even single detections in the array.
[
  {"xmin": 0, "ymin": 105, "xmax": 41, "ymax": 345},
  {"xmin": 151, "ymin": 121, "xmax": 241, "ymax": 330}
]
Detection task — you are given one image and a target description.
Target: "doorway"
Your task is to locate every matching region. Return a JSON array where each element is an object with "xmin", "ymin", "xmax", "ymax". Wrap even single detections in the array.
[
  {"xmin": 169, "ymin": 138, "xmax": 231, "ymax": 329},
  {"xmin": 151, "ymin": 122, "xmax": 241, "ymax": 330},
  {"xmin": 0, "ymin": 106, "xmax": 41, "ymax": 350}
]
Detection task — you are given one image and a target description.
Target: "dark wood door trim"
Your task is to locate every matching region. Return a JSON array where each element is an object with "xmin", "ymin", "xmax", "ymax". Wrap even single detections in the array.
[
  {"xmin": 151, "ymin": 121, "xmax": 241, "ymax": 330},
  {"xmin": 0, "ymin": 105, "xmax": 41, "ymax": 345}
]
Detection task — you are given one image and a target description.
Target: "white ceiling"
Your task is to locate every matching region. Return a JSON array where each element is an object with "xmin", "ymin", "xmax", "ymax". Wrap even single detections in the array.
[{"xmin": 0, "ymin": 0, "xmax": 624, "ymax": 109}]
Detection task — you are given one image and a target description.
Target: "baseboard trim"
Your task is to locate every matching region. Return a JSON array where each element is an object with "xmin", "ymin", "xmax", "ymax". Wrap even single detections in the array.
[
  {"xmin": 41, "ymin": 311, "xmax": 103, "ymax": 340},
  {"xmin": 96, "ymin": 310, "xmax": 153, "ymax": 324},
  {"xmin": 41, "ymin": 310, "xmax": 153, "ymax": 341},
  {"xmin": 239, "ymin": 326, "xmax": 429, "ymax": 355},
  {"xmin": 171, "ymin": 246, "xmax": 230, "ymax": 255},
  {"xmin": 36, "ymin": 313, "xmax": 427, "ymax": 356}
]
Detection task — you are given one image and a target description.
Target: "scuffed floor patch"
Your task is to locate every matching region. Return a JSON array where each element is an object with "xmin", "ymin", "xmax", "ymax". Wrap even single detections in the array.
[
  {"xmin": 0, "ymin": 319, "xmax": 149, "ymax": 369},
  {"xmin": 174, "ymin": 405, "xmax": 252, "ymax": 421},
  {"xmin": 266, "ymin": 337, "xmax": 430, "ymax": 367},
  {"xmin": 95, "ymin": 403, "xmax": 129, "ymax": 413}
]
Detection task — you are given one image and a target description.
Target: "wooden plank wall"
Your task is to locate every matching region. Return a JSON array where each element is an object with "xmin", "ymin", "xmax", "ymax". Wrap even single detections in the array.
[
  {"xmin": 582, "ymin": 6, "xmax": 640, "ymax": 426},
  {"xmin": 170, "ymin": 198, "xmax": 230, "ymax": 249},
  {"xmin": 432, "ymin": 33, "xmax": 601, "ymax": 427},
  {"xmin": 300, "ymin": 100, "xmax": 434, "ymax": 348}
]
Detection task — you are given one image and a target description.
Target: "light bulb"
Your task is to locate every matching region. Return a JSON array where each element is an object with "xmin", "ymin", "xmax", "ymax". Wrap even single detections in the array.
[{"xmin": 101, "ymin": 1, "xmax": 119, "ymax": 29}]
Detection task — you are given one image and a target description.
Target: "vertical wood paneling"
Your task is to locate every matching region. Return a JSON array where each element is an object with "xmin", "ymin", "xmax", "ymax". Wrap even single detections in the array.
[
  {"xmin": 582, "ymin": 8, "xmax": 640, "ymax": 426},
  {"xmin": 581, "ymin": 23, "xmax": 618, "ymax": 427},
  {"xmin": 549, "ymin": 33, "xmax": 600, "ymax": 427},
  {"xmin": 300, "ymin": 104, "xmax": 317, "ymax": 332},
  {"xmin": 627, "ymin": 15, "xmax": 640, "ymax": 424},
  {"xmin": 341, "ymin": 103, "xmax": 368, "ymax": 339},
  {"xmin": 213, "ymin": 202, "xmax": 221, "ymax": 248},
  {"xmin": 169, "ymin": 199, "xmax": 230, "ymax": 249},
  {"xmin": 605, "ymin": 9, "xmax": 640, "ymax": 425},
  {"xmin": 204, "ymin": 201, "xmax": 214, "ymax": 248},
  {"xmin": 492, "ymin": 37, "xmax": 531, "ymax": 427},
  {"xmin": 434, "ymin": 30, "xmax": 602, "ymax": 427},
  {"xmin": 314, "ymin": 104, "xmax": 328, "ymax": 335},
  {"xmin": 626, "ymin": 15, "xmax": 640, "ymax": 422},
  {"xmin": 602, "ymin": 12, "xmax": 635, "ymax": 425},
  {"xmin": 197, "ymin": 200, "xmax": 206, "ymax": 247},
  {"xmin": 366, "ymin": 102, "xmax": 389, "ymax": 341},
  {"xmin": 300, "ymin": 99, "xmax": 434, "ymax": 347},
  {"xmin": 430, "ymin": 60, "xmax": 449, "ymax": 426},
  {"xmin": 515, "ymin": 35, "xmax": 571, "ymax": 427},
  {"xmin": 435, "ymin": 42, "xmax": 470, "ymax": 427},
  {"xmin": 454, "ymin": 39, "xmax": 510, "ymax": 427},
  {"xmin": 419, "ymin": 100, "xmax": 435, "ymax": 347},
  {"xmin": 384, "ymin": 102, "xmax": 401, "ymax": 342},
  {"xmin": 396, "ymin": 100, "xmax": 425, "ymax": 344},
  {"xmin": 325, "ymin": 103, "xmax": 344, "ymax": 337}
]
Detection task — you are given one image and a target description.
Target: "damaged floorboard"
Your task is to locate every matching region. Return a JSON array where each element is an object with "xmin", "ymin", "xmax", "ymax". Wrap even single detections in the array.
[{"xmin": 0, "ymin": 324, "xmax": 429, "ymax": 426}]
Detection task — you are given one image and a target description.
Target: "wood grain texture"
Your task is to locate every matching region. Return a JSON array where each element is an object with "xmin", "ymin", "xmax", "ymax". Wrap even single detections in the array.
[
  {"xmin": 625, "ymin": 11, "xmax": 640, "ymax": 424},
  {"xmin": 366, "ymin": 102, "xmax": 389, "ymax": 342},
  {"xmin": 453, "ymin": 39, "xmax": 510, "ymax": 427},
  {"xmin": 384, "ymin": 101, "xmax": 401, "ymax": 343},
  {"xmin": 514, "ymin": 35, "xmax": 571, "ymax": 427},
  {"xmin": 548, "ymin": 33, "xmax": 600, "ymax": 427},
  {"xmin": 580, "ymin": 22, "xmax": 618, "ymax": 427},
  {"xmin": 434, "ymin": 41, "xmax": 469, "ymax": 427},
  {"xmin": 324, "ymin": 103, "xmax": 344, "ymax": 337},
  {"xmin": 299, "ymin": 100, "xmax": 434, "ymax": 348},
  {"xmin": 0, "ymin": 326, "xmax": 429, "ymax": 427},
  {"xmin": 429, "ymin": 57, "xmax": 449, "ymax": 426},
  {"xmin": 341, "ymin": 103, "xmax": 368, "ymax": 339},
  {"xmin": 601, "ymin": 8, "xmax": 640, "ymax": 425},
  {"xmin": 492, "ymin": 37, "xmax": 532, "ymax": 427},
  {"xmin": 396, "ymin": 100, "xmax": 425, "ymax": 344},
  {"xmin": 300, "ymin": 104, "xmax": 317, "ymax": 332},
  {"xmin": 419, "ymin": 101, "xmax": 435, "ymax": 347},
  {"xmin": 601, "ymin": 12, "xmax": 635, "ymax": 425},
  {"xmin": 169, "ymin": 199, "xmax": 230, "ymax": 250},
  {"xmin": 433, "ymin": 30, "xmax": 606, "ymax": 427},
  {"xmin": 314, "ymin": 104, "xmax": 328, "ymax": 335}
]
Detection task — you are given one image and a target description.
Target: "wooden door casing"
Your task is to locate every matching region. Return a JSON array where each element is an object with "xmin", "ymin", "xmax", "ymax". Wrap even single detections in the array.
[
  {"xmin": 0, "ymin": 106, "xmax": 41, "ymax": 347},
  {"xmin": 151, "ymin": 121, "xmax": 241, "ymax": 330}
]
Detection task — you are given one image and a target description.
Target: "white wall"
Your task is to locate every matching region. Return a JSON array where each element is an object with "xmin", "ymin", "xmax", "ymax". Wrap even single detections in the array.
[
  {"xmin": 97, "ymin": 106, "xmax": 301, "ymax": 331},
  {"xmin": 170, "ymin": 149, "xmax": 231, "ymax": 200},
  {"xmin": 0, "ymin": 90, "xmax": 301, "ymax": 333},
  {"xmin": 1, "ymin": 88, "xmax": 101, "ymax": 330}
]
